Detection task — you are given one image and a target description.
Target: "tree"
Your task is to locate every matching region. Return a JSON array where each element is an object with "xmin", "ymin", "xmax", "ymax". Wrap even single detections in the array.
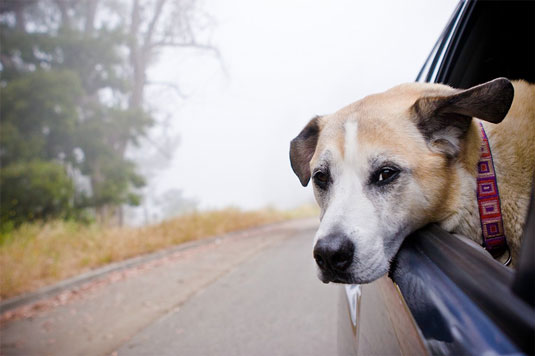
[
  {"xmin": 0, "ymin": 0, "xmax": 143, "ymax": 226},
  {"xmin": 0, "ymin": 0, "xmax": 219, "ymax": 228}
]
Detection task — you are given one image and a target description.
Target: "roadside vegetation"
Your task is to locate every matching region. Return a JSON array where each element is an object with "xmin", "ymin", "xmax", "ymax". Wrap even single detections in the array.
[
  {"xmin": 0, "ymin": 1, "xmax": 220, "ymax": 231},
  {"xmin": 0, "ymin": 2, "xmax": 319, "ymax": 302},
  {"xmin": 0, "ymin": 206, "xmax": 318, "ymax": 300}
]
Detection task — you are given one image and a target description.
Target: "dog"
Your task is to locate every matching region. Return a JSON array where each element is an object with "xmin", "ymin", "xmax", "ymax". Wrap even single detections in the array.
[{"xmin": 290, "ymin": 78, "xmax": 534, "ymax": 284}]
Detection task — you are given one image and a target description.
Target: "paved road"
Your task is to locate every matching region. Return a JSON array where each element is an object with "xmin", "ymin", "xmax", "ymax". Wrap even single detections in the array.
[{"xmin": 1, "ymin": 218, "xmax": 339, "ymax": 356}]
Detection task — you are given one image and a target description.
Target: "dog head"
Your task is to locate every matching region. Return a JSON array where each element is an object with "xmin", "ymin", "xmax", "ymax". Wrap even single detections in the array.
[{"xmin": 290, "ymin": 78, "xmax": 514, "ymax": 284}]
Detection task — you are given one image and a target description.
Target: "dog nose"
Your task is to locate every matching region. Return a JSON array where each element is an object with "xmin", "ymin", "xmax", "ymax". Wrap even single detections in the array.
[{"xmin": 313, "ymin": 235, "xmax": 354, "ymax": 272}]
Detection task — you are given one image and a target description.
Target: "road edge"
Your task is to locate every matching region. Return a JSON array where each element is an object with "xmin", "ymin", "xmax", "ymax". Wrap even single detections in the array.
[{"xmin": 0, "ymin": 217, "xmax": 317, "ymax": 314}]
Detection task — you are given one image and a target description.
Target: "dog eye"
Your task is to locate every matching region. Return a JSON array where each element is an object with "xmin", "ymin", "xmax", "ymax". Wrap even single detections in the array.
[
  {"xmin": 313, "ymin": 171, "xmax": 330, "ymax": 189},
  {"xmin": 373, "ymin": 167, "xmax": 400, "ymax": 186}
]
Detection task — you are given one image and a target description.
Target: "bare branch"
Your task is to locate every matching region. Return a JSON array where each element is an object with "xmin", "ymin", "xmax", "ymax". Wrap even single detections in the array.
[
  {"xmin": 151, "ymin": 40, "xmax": 228, "ymax": 77},
  {"xmin": 152, "ymin": 40, "xmax": 218, "ymax": 54},
  {"xmin": 142, "ymin": 0, "xmax": 167, "ymax": 51},
  {"xmin": 146, "ymin": 80, "xmax": 188, "ymax": 99},
  {"xmin": 141, "ymin": 134, "xmax": 174, "ymax": 160}
]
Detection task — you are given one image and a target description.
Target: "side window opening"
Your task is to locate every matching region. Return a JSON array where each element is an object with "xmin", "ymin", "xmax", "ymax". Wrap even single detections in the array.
[
  {"xmin": 440, "ymin": 1, "xmax": 535, "ymax": 88},
  {"xmin": 416, "ymin": 1, "xmax": 466, "ymax": 83}
]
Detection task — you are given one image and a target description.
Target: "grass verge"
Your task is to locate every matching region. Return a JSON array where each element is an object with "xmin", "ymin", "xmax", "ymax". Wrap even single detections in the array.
[{"xmin": 0, "ymin": 206, "xmax": 318, "ymax": 300}]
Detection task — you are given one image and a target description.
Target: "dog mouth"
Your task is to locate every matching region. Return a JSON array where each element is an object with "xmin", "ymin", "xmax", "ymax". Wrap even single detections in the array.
[
  {"xmin": 319, "ymin": 273, "xmax": 365, "ymax": 284},
  {"xmin": 317, "ymin": 258, "xmax": 389, "ymax": 284},
  {"xmin": 326, "ymin": 278, "xmax": 350, "ymax": 284},
  {"xmin": 319, "ymin": 273, "xmax": 381, "ymax": 285},
  {"xmin": 318, "ymin": 270, "xmax": 356, "ymax": 284}
]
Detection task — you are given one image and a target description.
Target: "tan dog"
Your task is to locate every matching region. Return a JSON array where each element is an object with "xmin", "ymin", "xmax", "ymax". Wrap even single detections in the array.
[{"xmin": 290, "ymin": 78, "xmax": 534, "ymax": 284}]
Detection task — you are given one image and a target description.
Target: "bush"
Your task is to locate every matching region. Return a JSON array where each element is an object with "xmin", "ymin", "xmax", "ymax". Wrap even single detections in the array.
[{"xmin": 0, "ymin": 160, "xmax": 75, "ymax": 231}]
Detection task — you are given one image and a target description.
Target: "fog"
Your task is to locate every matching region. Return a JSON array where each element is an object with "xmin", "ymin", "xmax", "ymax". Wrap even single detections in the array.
[{"xmin": 131, "ymin": 0, "xmax": 458, "ymax": 223}]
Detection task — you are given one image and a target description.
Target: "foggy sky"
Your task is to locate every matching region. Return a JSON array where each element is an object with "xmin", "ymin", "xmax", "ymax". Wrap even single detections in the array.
[{"xmin": 133, "ymin": 0, "xmax": 458, "ymax": 221}]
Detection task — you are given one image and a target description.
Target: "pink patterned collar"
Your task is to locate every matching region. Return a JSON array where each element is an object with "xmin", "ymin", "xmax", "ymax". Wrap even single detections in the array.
[{"xmin": 476, "ymin": 122, "xmax": 508, "ymax": 260}]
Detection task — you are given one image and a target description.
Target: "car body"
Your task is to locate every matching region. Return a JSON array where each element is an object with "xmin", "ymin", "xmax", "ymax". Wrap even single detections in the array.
[{"xmin": 337, "ymin": 1, "xmax": 535, "ymax": 355}]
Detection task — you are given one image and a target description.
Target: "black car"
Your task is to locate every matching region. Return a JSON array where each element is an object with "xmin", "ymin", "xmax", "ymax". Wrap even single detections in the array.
[{"xmin": 337, "ymin": 1, "xmax": 535, "ymax": 355}]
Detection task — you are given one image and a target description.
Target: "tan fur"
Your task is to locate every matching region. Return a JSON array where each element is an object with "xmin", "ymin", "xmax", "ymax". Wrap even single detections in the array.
[
  {"xmin": 311, "ymin": 80, "xmax": 534, "ymax": 266},
  {"xmin": 480, "ymin": 81, "xmax": 535, "ymax": 263},
  {"xmin": 438, "ymin": 81, "xmax": 535, "ymax": 264}
]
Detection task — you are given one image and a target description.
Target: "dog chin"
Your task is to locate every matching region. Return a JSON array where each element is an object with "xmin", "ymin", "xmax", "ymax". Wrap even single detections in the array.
[{"xmin": 317, "ymin": 261, "xmax": 389, "ymax": 284}]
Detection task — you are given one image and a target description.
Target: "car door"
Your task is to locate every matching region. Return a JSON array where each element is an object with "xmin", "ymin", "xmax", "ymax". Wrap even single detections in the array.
[{"xmin": 338, "ymin": 1, "xmax": 535, "ymax": 355}]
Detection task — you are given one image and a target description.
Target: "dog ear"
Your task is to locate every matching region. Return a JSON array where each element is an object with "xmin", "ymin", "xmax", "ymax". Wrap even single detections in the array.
[
  {"xmin": 290, "ymin": 116, "xmax": 321, "ymax": 186},
  {"xmin": 412, "ymin": 77, "xmax": 514, "ymax": 158}
]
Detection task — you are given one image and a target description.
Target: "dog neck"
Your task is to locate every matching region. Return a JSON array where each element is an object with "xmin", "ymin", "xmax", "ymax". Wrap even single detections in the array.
[{"xmin": 437, "ymin": 120, "xmax": 483, "ymax": 241}]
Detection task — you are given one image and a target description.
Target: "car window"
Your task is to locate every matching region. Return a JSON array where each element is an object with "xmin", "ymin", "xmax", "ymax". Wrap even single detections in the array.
[
  {"xmin": 416, "ymin": 1, "xmax": 465, "ymax": 83},
  {"xmin": 396, "ymin": 2, "xmax": 535, "ymax": 354},
  {"xmin": 439, "ymin": 1, "xmax": 535, "ymax": 88}
]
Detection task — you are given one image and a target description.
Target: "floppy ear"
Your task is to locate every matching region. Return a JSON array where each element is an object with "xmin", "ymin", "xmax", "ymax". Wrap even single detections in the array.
[
  {"xmin": 290, "ymin": 116, "xmax": 321, "ymax": 186},
  {"xmin": 412, "ymin": 77, "xmax": 514, "ymax": 158}
]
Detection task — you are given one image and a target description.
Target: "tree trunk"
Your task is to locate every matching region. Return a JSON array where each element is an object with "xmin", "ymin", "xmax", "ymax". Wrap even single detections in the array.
[
  {"xmin": 13, "ymin": 1, "xmax": 29, "ymax": 32},
  {"xmin": 55, "ymin": 0, "xmax": 71, "ymax": 28},
  {"xmin": 84, "ymin": 0, "xmax": 99, "ymax": 35}
]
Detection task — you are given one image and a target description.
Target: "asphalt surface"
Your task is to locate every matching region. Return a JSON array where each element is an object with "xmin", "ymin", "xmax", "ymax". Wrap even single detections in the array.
[{"xmin": 1, "ymin": 218, "xmax": 339, "ymax": 356}]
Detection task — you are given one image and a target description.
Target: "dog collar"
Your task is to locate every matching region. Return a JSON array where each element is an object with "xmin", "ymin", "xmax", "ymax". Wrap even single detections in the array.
[{"xmin": 476, "ymin": 122, "xmax": 508, "ymax": 258}]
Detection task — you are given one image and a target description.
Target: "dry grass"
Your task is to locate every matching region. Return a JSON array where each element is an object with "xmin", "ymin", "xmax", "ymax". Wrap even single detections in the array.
[{"xmin": 0, "ymin": 206, "xmax": 318, "ymax": 300}]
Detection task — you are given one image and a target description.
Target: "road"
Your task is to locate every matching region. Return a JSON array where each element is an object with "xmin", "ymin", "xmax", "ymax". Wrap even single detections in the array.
[{"xmin": 1, "ymin": 218, "xmax": 340, "ymax": 356}]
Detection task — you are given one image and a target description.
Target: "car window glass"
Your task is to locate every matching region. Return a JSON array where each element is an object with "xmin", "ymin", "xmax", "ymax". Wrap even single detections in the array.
[
  {"xmin": 441, "ymin": 1, "xmax": 535, "ymax": 88},
  {"xmin": 417, "ymin": 1, "xmax": 465, "ymax": 83}
]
